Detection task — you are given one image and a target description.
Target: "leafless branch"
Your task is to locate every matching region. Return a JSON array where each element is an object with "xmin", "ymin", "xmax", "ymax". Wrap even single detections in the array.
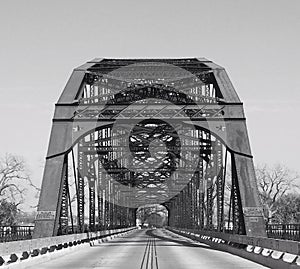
[
  {"xmin": 256, "ymin": 163, "xmax": 300, "ymax": 222},
  {"xmin": 0, "ymin": 153, "xmax": 39, "ymax": 206}
]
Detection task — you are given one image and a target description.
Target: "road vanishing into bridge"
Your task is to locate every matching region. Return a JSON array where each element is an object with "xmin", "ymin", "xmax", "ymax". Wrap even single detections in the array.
[{"xmin": 24, "ymin": 229, "xmax": 268, "ymax": 269}]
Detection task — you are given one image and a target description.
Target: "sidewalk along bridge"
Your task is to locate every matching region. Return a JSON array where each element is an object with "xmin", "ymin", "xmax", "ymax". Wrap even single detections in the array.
[{"xmin": 1, "ymin": 58, "xmax": 299, "ymax": 268}]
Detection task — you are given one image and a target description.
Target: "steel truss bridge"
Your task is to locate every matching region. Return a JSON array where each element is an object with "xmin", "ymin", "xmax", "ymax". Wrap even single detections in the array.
[{"xmin": 1, "ymin": 58, "xmax": 299, "ymax": 269}]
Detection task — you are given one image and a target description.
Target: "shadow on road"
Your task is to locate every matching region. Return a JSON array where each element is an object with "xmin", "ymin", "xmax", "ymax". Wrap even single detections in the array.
[{"xmin": 145, "ymin": 229, "xmax": 212, "ymax": 250}]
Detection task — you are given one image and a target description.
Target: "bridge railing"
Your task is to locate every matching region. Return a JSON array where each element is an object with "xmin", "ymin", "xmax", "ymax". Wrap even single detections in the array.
[
  {"xmin": 0, "ymin": 226, "xmax": 35, "ymax": 243},
  {"xmin": 168, "ymin": 227, "xmax": 300, "ymax": 269},
  {"xmin": 211, "ymin": 223, "xmax": 300, "ymax": 242},
  {"xmin": 0, "ymin": 224, "xmax": 133, "ymax": 243},
  {"xmin": 0, "ymin": 226, "xmax": 137, "ymax": 266},
  {"xmin": 266, "ymin": 223, "xmax": 300, "ymax": 241}
]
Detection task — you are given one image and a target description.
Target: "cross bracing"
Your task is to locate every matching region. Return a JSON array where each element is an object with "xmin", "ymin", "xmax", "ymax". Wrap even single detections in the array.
[{"xmin": 34, "ymin": 58, "xmax": 266, "ymax": 238}]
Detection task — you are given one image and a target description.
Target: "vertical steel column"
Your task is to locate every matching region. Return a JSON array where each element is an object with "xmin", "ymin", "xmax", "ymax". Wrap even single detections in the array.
[
  {"xmin": 199, "ymin": 169, "xmax": 205, "ymax": 229},
  {"xmin": 114, "ymin": 192, "xmax": 119, "ymax": 228},
  {"xmin": 175, "ymin": 197, "xmax": 178, "ymax": 227},
  {"xmin": 88, "ymin": 155, "xmax": 96, "ymax": 232},
  {"xmin": 206, "ymin": 165, "xmax": 213, "ymax": 229},
  {"xmin": 175, "ymin": 198, "xmax": 178, "ymax": 227},
  {"xmin": 97, "ymin": 170, "xmax": 103, "ymax": 230},
  {"xmin": 108, "ymin": 181, "xmax": 113, "ymax": 228},
  {"xmin": 174, "ymin": 197, "xmax": 178, "ymax": 227},
  {"xmin": 188, "ymin": 181, "xmax": 193, "ymax": 228},
  {"xmin": 206, "ymin": 133, "xmax": 214, "ymax": 230},
  {"xmin": 231, "ymin": 153, "xmax": 246, "ymax": 234},
  {"xmin": 120, "ymin": 196, "xmax": 125, "ymax": 228},
  {"xmin": 120, "ymin": 205, "xmax": 124, "ymax": 228},
  {"xmin": 194, "ymin": 171, "xmax": 200, "ymax": 228},
  {"xmin": 104, "ymin": 188, "xmax": 109, "ymax": 228},
  {"xmin": 191, "ymin": 129, "xmax": 198, "ymax": 228},
  {"xmin": 179, "ymin": 194, "xmax": 182, "ymax": 228},
  {"xmin": 170, "ymin": 199, "xmax": 173, "ymax": 227},
  {"xmin": 89, "ymin": 178, "xmax": 96, "ymax": 231},
  {"xmin": 132, "ymin": 208, "xmax": 136, "ymax": 226},
  {"xmin": 128, "ymin": 208, "xmax": 132, "ymax": 227},
  {"xmin": 103, "ymin": 127, "xmax": 110, "ymax": 229},
  {"xmin": 194, "ymin": 172, "xmax": 198, "ymax": 228},
  {"xmin": 106, "ymin": 127, "xmax": 114, "ymax": 229},
  {"xmin": 88, "ymin": 80, "xmax": 96, "ymax": 231},
  {"xmin": 182, "ymin": 188, "xmax": 186, "ymax": 228},
  {"xmin": 77, "ymin": 139, "xmax": 85, "ymax": 232},
  {"xmin": 112, "ymin": 184, "xmax": 117, "ymax": 228},
  {"xmin": 58, "ymin": 156, "xmax": 69, "ymax": 235},
  {"xmin": 198, "ymin": 131, "xmax": 205, "ymax": 229},
  {"xmin": 97, "ymin": 129, "xmax": 104, "ymax": 230},
  {"xmin": 216, "ymin": 141, "xmax": 224, "ymax": 232},
  {"xmin": 125, "ymin": 207, "xmax": 129, "ymax": 227},
  {"xmin": 185, "ymin": 186, "xmax": 189, "ymax": 228}
]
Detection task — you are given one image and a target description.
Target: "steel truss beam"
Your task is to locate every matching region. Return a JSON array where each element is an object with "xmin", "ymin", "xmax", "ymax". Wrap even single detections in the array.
[{"xmin": 34, "ymin": 58, "xmax": 266, "ymax": 238}]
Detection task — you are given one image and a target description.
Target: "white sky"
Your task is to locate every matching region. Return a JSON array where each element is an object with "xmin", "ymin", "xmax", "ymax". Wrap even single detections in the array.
[{"xmin": 0, "ymin": 0, "xmax": 299, "ymax": 209}]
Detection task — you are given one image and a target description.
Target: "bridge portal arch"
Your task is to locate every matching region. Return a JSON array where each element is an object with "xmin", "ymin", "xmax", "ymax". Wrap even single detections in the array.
[{"xmin": 34, "ymin": 58, "xmax": 266, "ymax": 238}]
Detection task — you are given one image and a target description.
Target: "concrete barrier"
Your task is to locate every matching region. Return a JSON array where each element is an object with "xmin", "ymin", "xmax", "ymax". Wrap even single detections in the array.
[
  {"xmin": 0, "ymin": 227, "xmax": 137, "ymax": 267},
  {"xmin": 167, "ymin": 227, "xmax": 300, "ymax": 269}
]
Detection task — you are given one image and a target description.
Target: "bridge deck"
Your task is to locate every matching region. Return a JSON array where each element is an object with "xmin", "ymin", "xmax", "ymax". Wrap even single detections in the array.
[{"xmin": 24, "ymin": 229, "xmax": 267, "ymax": 269}]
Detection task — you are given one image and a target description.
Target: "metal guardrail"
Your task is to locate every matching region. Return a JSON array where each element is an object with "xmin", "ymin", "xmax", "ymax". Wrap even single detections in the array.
[
  {"xmin": 0, "ymin": 225, "xmax": 133, "ymax": 243},
  {"xmin": 202, "ymin": 223, "xmax": 300, "ymax": 242},
  {"xmin": 267, "ymin": 224, "xmax": 300, "ymax": 241},
  {"xmin": 0, "ymin": 226, "xmax": 34, "ymax": 242},
  {"xmin": 2, "ymin": 223, "xmax": 298, "ymax": 242}
]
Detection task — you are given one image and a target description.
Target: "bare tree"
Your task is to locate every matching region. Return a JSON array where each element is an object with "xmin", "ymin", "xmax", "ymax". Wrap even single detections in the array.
[
  {"xmin": 0, "ymin": 153, "xmax": 40, "ymax": 206},
  {"xmin": 137, "ymin": 204, "xmax": 168, "ymax": 226},
  {"xmin": 256, "ymin": 164, "xmax": 299, "ymax": 223}
]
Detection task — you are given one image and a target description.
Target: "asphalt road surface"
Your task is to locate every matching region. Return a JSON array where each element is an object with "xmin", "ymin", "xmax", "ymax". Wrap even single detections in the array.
[{"xmin": 24, "ymin": 229, "xmax": 268, "ymax": 269}]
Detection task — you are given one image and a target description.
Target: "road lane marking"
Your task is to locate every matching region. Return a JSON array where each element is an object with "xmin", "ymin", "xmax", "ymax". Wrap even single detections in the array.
[{"xmin": 140, "ymin": 233, "xmax": 159, "ymax": 269}]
